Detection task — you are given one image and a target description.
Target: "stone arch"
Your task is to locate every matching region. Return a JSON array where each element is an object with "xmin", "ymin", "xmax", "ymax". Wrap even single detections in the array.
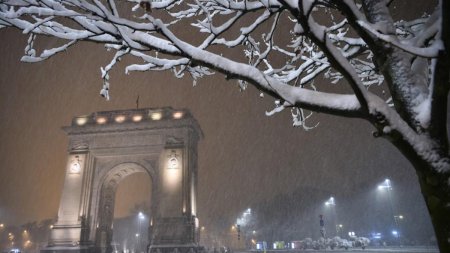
[
  {"xmin": 95, "ymin": 162, "xmax": 156, "ymax": 251},
  {"xmin": 44, "ymin": 108, "xmax": 203, "ymax": 253}
]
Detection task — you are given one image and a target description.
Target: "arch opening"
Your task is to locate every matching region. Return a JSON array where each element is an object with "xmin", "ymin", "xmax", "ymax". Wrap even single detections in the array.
[
  {"xmin": 112, "ymin": 172, "xmax": 152, "ymax": 253},
  {"xmin": 96, "ymin": 163, "xmax": 154, "ymax": 253}
]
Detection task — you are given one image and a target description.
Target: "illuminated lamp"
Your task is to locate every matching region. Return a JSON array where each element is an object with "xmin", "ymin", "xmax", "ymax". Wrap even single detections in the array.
[
  {"xmin": 96, "ymin": 116, "xmax": 107, "ymax": 124},
  {"xmin": 70, "ymin": 162, "xmax": 81, "ymax": 174},
  {"xmin": 173, "ymin": 111, "xmax": 184, "ymax": 119},
  {"xmin": 195, "ymin": 217, "xmax": 199, "ymax": 228},
  {"xmin": 114, "ymin": 115, "xmax": 126, "ymax": 123},
  {"xmin": 150, "ymin": 112, "xmax": 162, "ymax": 120},
  {"xmin": 168, "ymin": 156, "xmax": 178, "ymax": 169},
  {"xmin": 167, "ymin": 150, "xmax": 179, "ymax": 169},
  {"xmin": 75, "ymin": 117, "xmax": 88, "ymax": 126},
  {"xmin": 69, "ymin": 156, "xmax": 81, "ymax": 174},
  {"xmin": 132, "ymin": 114, "xmax": 143, "ymax": 122}
]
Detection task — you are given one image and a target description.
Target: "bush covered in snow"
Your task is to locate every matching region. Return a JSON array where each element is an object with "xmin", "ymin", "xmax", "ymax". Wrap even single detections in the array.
[{"xmin": 293, "ymin": 236, "xmax": 369, "ymax": 250}]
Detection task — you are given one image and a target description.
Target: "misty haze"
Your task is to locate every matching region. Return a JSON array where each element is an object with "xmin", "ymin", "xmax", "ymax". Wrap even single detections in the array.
[{"xmin": 0, "ymin": 0, "xmax": 448, "ymax": 253}]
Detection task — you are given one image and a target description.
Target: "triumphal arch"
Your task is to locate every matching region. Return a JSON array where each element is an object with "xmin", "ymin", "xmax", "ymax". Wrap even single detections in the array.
[{"xmin": 43, "ymin": 107, "xmax": 203, "ymax": 253}]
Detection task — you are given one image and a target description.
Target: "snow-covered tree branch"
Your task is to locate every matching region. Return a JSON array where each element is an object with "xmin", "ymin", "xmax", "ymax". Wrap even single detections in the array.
[{"xmin": 0, "ymin": 0, "xmax": 449, "ymax": 251}]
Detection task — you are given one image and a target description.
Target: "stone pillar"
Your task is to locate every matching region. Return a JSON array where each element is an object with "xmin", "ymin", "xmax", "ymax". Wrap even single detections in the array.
[{"xmin": 44, "ymin": 151, "xmax": 90, "ymax": 252}]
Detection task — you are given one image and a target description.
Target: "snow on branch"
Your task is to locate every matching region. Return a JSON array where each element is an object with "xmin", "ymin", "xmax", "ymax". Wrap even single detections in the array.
[
  {"xmin": 357, "ymin": 20, "xmax": 443, "ymax": 58},
  {"xmin": 0, "ymin": 0, "xmax": 389, "ymax": 119},
  {"xmin": 100, "ymin": 46, "xmax": 130, "ymax": 100},
  {"xmin": 22, "ymin": 37, "xmax": 77, "ymax": 62},
  {"xmin": 0, "ymin": 0, "xmax": 446, "ymax": 167}
]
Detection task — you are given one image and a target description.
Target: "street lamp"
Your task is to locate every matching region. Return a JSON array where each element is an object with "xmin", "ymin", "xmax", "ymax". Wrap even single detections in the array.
[
  {"xmin": 137, "ymin": 212, "xmax": 145, "ymax": 252},
  {"xmin": 337, "ymin": 224, "xmax": 343, "ymax": 235},
  {"xmin": 394, "ymin": 215, "xmax": 405, "ymax": 241},
  {"xmin": 377, "ymin": 179, "xmax": 400, "ymax": 245},
  {"xmin": 394, "ymin": 215, "xmax": 404, "ymax": 221},
  {"xmin": 378, "ymin": 178, "xmax": 392, "ymax": 191},
  {"xmin": 325, "ymin": 197, "xmax": 335, "ymax": 206},
  {"xmin": 135, "ymin": 233, "xmax": 140, "ymax": 252},
  {"xmin": 324, "ymin": 197, "xmax": 339, "ymax": 237}
]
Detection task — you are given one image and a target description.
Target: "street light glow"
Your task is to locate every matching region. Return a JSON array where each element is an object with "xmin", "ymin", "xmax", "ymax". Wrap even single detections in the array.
[
  {"xmin": 237, "ymin": 208, "xmax": 252, "ymax": 226},
  {"xmin": 378, "ymin": 178, "xmax": 392, "ymax": 190},
  {"xmin": 325, "ymin": 196, "xmax": 335, "ymax": 206}
]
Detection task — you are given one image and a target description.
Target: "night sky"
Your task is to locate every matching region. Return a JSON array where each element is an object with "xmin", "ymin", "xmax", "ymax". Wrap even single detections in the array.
[{"xmin": 0, "ymin": 1, "xmax": 438, "ymax": 242}]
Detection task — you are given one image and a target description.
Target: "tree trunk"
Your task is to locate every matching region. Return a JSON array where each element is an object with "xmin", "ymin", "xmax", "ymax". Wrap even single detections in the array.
[
  {"xmin": 388, "ymin": 134, "xmax": 450, "ymax": 252},
  {"xmin": 416, "ymin": 166, "xmax": 450, "ymax": 253}
]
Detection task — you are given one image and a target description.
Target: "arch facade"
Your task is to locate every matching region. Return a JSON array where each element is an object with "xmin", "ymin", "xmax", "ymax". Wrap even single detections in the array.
[{"xmin": 43, "ymin": 108, "xmax": 203, "ymax": 253}]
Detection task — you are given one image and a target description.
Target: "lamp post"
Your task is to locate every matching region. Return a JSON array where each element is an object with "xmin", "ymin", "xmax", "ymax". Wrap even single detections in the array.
[
  {"xmin": 137, "ymin": 212, "xmax": 145, "ymax": 252},
  {"xmin": 378, "ymin": 179, "xmax": 400, "ymax": 245},
  {"xmin": 337, "ymin": 224, "xmax": 343, "ymax": 236},
  {"xmin": 325, "ymin": 197, "xmax": 338, "ymax": 237},
  {"xmin": 235, "ymin": 208, "xmax": 252, "ymax": 249},
  {"xmin": 394, "ymin": 215, "xmax": 404, "ymax": 242},
  {"xmin": 200, "ymin": 226, "xmax": 206, "ymax": 247},
  {"xmin": 230, "ymin": 224, "xmax": 240, "ymax": 250},
  {"xmin": 394, "ymin": 215, "xmax": 404, "ymax": 226},
  {"xmin": 135, "ymin": 233, "xmax": 140, "ymax": 252}
]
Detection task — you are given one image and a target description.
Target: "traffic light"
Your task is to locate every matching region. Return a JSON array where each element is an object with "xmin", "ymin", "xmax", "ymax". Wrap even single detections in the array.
[{"xmin": 237, "ymin": 224, "xmax": 241, "ymax": 241}]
